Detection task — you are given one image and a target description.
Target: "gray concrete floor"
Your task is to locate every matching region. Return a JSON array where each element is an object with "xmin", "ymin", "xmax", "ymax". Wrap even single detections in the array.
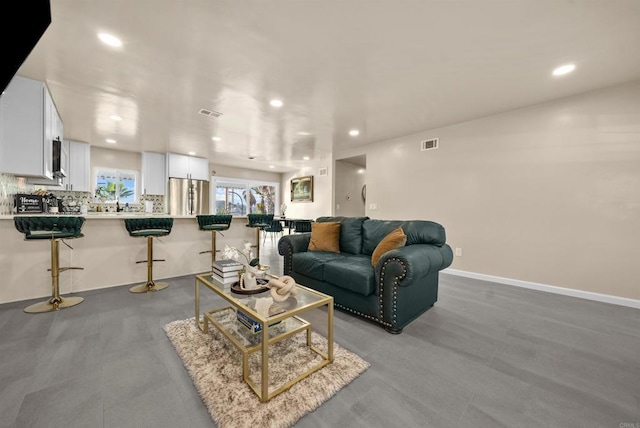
[{"xmin": 1, "ymin": 236, "xmax": 638, "ymax": 427}]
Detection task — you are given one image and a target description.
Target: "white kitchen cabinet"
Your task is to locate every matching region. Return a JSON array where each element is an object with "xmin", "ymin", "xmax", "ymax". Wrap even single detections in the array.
[
  {"xmin": 63, "ymin": 140, "xmax": 90, "ymax": 191},
  {"xmin": 141, "ymin": 152, "xmax": 166, "ymax": 195},
  {"xmin": 167, "ymin": 153, "xmax": 209, "ymax": 181},
  {"xmin": 0, "ymin": 76, "xmax": 61, "ymax": 180},
  {"xmin": 189, "ymin": 156, "xmax": 210, "ymax": 181},
  {"xmin": 167, "ymin": 153, "xmax": 189, "ymax": 179}
]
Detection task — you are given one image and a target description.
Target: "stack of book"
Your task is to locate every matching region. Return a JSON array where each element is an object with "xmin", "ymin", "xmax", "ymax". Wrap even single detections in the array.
[
  {"xmin": 212, "ymin": 259, "xmax": 243, "ymax": 284},
  {"xmin": 236, "ymin": 309, "xmax": 281, "ymax": 334}
]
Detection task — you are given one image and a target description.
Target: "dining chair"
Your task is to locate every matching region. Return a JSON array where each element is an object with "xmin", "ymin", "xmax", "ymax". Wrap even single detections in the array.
[{"xmin": 263, "ymin": 219, "xmax": 284, "ymax": 245}]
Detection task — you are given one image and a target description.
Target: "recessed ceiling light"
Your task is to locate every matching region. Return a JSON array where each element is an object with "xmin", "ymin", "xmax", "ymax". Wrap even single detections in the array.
[
  {"xmin": 188, "ymin": 151, "xmax": 196, "ymax": 156},
  {"xmin": 97, "ymin": 32, "xmax": 123, "ymax": 47},
  {"xmin": 552, "ymin": 64, "xmax": 576, "ymax": 76},
  {"xmin": 268, "ymin": 165, "xmax": 275, "ymax": 169},
  {"xmin": 302, "ymin": 156, "xmax": 310, "ymax": 161},
  {"xmin": 109, "ymin": 114, "xmax": 123, "ymax": 121},
  {"xmin": 357, "ymin": 168, "xmax": 365, "ymax": 174},
  {"xmin": 211, "ymin": 136, "xmax": 222, "ymax": 141},
  {"xmin": 270, "ymin": 99, "xmax": 284, "ymax": 108},
  {"xmin": 297, "ymin": 131, "xmax": 311, "ymax": 136},
  {"xmin": 105, "ymin": 138, "xmax": 116, "ymax": 144},
  {"xmin": 349, "ymin": 129, "xmax": 360, "ymax": 136}
]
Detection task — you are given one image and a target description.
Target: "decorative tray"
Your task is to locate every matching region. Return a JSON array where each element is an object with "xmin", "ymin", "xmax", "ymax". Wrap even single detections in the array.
[{"xmin": 230, "ymin": 279, "xmax": 270, "ymax": 295}]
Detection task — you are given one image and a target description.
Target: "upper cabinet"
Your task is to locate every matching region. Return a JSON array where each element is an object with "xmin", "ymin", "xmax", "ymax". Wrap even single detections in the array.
[
  {"xmin": 141, "ymin": 152, "xmax": 166, "ymax": 195},
  {"xmin": 0, "ymin": 76, "xmax": 62, "ymax": 179},
  {"xmin": 63, "ymin": 140, "xmax": 90, "ymax": 191},
  {"xmin": 167, "ymin": 153, "xmax": 209, "ymax": 181}
]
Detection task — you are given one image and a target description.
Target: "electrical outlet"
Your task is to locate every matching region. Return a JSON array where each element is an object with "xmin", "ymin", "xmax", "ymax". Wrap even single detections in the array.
[
  {"xmin": 455, "ymin": 247, "xmax": 463, "ymax": 257},
  {"xmin": 369, "ymin": 203, "xmax": 377, "ymax": 210}
]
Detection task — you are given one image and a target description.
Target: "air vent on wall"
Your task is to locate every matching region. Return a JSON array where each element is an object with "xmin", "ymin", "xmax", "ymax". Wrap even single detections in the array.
[
  {"xmin": 198, "ymin": 108, "xmax": 223, "ymax": 118},
  {"xmin": 421, "ymin": 138, "xmax": 439, "ymax": 151}
]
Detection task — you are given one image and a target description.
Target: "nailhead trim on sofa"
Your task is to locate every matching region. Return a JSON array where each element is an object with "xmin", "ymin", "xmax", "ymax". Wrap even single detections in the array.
[{"xmin": 379, "ymin": 256, "xmax": 407, "ymax": 327}]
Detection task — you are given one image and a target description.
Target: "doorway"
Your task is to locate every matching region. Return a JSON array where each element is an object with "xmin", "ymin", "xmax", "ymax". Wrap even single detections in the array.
[{"xmin": 335, "ymin": 155, "xmax": 366, "ymax": 217}]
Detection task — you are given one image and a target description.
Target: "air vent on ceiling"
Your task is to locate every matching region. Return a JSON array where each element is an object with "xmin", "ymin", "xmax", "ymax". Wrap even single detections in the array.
[
  {"xmin": 421, "ymin": 138, "xmax": 439, "ymax": 151},
  {"xmin": 198, "ymin": 108, "xmax": 223, "ymax": 118}
]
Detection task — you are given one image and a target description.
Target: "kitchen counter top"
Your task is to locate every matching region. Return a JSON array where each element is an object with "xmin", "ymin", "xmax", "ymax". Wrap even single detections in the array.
[
  {"xmin": 84, "ymin": 213, "xmax": 198, "ymax": 220},
  {"xmin": 0, "ymin": 213, "xmax": 199, "ymax": 220},
  {"xmin": 0, "ymin": 214, "xmax": 259, "ymax": 220}
]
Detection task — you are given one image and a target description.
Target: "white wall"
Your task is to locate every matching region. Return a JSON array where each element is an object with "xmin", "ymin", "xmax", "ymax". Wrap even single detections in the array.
[
  {"xmin": 335, "ymin": 80, "xmax": 640, "ymax": 301},
  {"xmin": 91, "ymin": 146, "xmax": 141, "ymax": 172},
  {"xmin": 211, "ymin": 164, "xmax": 281, "ymax": 183},
  {"xmin": 281, "ymin": 167, "xmax": 333, "ymax": 220}
]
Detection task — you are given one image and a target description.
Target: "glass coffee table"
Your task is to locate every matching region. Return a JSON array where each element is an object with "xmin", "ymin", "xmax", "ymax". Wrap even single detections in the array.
[{"xmin": 194, "ymin": 273, "xmax": 334, "ymax": 402}]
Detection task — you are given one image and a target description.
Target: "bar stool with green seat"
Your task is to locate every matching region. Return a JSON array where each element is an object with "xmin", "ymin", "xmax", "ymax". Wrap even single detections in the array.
[
  {"xmin": 14, "ymin": 216, "xmax": 86, "ymax": 313},
  {"xmin": 196, "ymin": 214, "xmax": 232, "ymax": 264},
  {"xmin": 124, "ymin": 217, "xmax": 174, "ymax": 293},
  {"xmin": 245, "ymin": 213, "xmax": 273, "ymax": 261}
]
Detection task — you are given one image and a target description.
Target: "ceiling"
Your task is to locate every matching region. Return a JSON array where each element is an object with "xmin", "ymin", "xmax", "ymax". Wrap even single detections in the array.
[{"xmin": 14, "ymin": 0, "xmax": 640, "ymax": 172}]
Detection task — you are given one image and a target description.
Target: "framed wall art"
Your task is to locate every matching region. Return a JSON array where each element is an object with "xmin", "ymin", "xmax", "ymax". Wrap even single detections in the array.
[{"xmin": 290, "ymin": 175, "xmax": 314, "ymax": 202}]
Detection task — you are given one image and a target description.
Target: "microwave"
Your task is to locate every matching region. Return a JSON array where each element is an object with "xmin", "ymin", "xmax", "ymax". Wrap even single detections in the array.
[{"xmin": 52, "ymin": 138, "xmax": 67, "ymax": 179}]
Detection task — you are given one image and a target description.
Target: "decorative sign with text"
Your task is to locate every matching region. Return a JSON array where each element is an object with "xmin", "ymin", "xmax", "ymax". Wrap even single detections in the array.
[{"xmin": 15, "ymin": 194, "xmax": 44, "ymax": 213}]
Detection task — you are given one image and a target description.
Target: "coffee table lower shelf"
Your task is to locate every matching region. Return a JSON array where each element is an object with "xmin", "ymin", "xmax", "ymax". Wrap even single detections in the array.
[{"xmin": 203, "ymin": 306, "xmax": 332, "ymax": 402}]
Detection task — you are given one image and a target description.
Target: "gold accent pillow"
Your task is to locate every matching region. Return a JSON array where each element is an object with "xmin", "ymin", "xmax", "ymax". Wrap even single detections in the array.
[
  {"xmin": 308, "ymin": 222, "xmax": 341, "ymax": 253},
  {"xmin": 371, "ymin": 227, "xmax": 407, "ymax": 266}
]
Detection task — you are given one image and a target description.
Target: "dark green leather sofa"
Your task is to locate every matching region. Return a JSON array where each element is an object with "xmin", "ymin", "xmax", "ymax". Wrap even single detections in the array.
[{"xmin": 278, "ymin": 216, "xmax": 453, "ymax": 333}]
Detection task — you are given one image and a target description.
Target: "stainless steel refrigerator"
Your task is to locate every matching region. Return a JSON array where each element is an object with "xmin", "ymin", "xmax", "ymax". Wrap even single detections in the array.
[{"xmin": 167, "ymin": 177, "xmax": 210, "ymax": 215}]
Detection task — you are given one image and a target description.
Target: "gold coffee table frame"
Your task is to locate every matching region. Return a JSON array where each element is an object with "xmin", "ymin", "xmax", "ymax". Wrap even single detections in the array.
[{"xmin": 194, "ymin": 273, "xmax": 334, "ymax": 402}]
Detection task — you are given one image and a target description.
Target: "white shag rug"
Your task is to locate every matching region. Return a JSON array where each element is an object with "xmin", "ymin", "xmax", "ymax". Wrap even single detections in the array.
[{"xmin": 164, "ymin": 317, "xmax": 370, "ymax": 428}]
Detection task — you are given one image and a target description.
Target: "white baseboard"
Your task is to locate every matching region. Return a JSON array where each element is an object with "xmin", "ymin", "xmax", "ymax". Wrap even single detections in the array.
[{"xmin": 442, "ymin": 268, "xmax": 640, "ymax": 310}]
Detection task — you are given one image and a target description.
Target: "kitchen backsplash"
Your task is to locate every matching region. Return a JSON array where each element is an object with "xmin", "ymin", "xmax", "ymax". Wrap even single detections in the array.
[
  {"xmin": 50, "ymin": 190, "xmax": 93, "ymax": 213},
  {"xmin": 50, "ymin": 190, "xmax": 166, "ymax": 214},
  {"xmin": 139, "ymin": 194, "xmax": 166, "ymax": 213},
  {"xmin": 0, "ymin": 174, "xmax": 166, "ymax": 215},
  {"xmin": 0, "ymin": 174, "xmax": 34, "ymax": 215}
]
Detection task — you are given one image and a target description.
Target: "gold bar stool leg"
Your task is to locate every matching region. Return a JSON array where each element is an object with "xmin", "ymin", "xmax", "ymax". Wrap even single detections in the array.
[
  {"xmin": 196, "ymin": 215, "xmax": 231, "ymax": 266},
  {"xmin": 255, "ymin": 226, "xmax": 261, "ymax": 261},
  {"xmin": 197, "ymin": 230, "xmax": 218, "ymax": 263},
  {"xmin": 197, "ymin": 232, "xmax": 215, "ymax": 262},
  {"xmin": 24, "ymin": 238, "xmax": 84, "ymax": 313},
  {"xmin": 212, "ymin": 230, "xmax": 217, "ymax": 263},
  {"xmin": 130, "ymin": 236, "xmax": 169, "ymax": 293},
  {"xmin": 246, "ymin": 214, "xmax": 273, "ymax": 262}
]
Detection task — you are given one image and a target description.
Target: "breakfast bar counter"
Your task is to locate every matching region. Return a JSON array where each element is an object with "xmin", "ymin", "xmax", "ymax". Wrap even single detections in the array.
[{"xmin": 0, "ymin": 214, "xmax": 257, "ymax": 305}]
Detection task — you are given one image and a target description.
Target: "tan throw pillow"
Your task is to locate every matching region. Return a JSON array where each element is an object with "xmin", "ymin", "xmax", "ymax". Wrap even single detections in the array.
[
  {"xmin": 371, "ymin": 227, "xmax": 407, "ymax": 266},
  {"xmin": 308, "ymin": 222, "xmax": 341, "ymax": 253}
]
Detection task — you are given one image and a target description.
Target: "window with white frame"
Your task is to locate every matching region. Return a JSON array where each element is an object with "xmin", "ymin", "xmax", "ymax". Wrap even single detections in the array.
[
  {"xmin": 213, "ymin": 177, "xmax": 279, "ymax": 216},
  {"xmin": 94, "ymin": 168, "xmax": 138, "ymax": 203}
]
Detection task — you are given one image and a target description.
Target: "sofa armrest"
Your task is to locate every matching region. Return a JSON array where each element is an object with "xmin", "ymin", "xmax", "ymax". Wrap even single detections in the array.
[
  {"xmin": 376, "ymin": 244, "xmax": 453, "ymax": 285},
  {"xmin": 278, "ymin": 233, "xmax": 311, "ymax": 275},
  {"xmin": 278, "ymin": 233, "xmax": 311, "ymax": 255}
]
